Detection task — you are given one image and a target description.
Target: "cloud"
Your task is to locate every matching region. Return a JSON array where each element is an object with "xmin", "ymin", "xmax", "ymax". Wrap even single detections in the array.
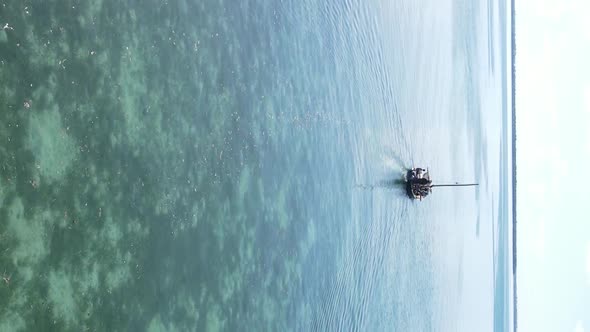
[
  {"xmin": 585, "ymin": 88, "xmax": 590, "ymax": 153},
  {"xmin": 519, "ymin": 0, "xmax": 590, "ymax": 30},
  {"xmin": 517, "ymin": 0, "xmax": 564, "ymax": 21},
  {"xmin": 520, "ymin": 217, "xmax": 546, "ymax": 260},
  {"xmin": 533, "ymin": 220, "xmax": 546, "ymax": 259},
  {"xmin": 586, "ymin": 243, "xmax": 590, "ymax": 285},
  {"xmin": 575, "ymin": 320, "xmax": 585, "ymax": 332}
]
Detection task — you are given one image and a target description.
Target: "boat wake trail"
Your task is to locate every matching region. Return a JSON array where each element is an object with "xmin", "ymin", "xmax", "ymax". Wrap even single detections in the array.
[
  {"xmin": 381, "ymin": 153, "xmax": 409, "ymax": 174},
  {"xmin": 354, "ymin": 178, "xmax": 406, "ymax": 191}
]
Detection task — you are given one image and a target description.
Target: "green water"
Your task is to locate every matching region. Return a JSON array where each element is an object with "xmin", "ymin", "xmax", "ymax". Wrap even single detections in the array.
[{"xmin": 1, "ymin": 1, "xmax": 351, "ymax": 330}]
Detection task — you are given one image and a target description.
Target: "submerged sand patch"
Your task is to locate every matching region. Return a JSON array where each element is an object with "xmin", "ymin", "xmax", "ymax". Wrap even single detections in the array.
[
  {"xmin": 0, "ymin": 311, "xmax": 25, "ymax": 332},
  {"xmin": 47, "ymin": 269, "xmax": 79, "ymax": 328},
  {"xmin": 7, "ymin": 197, "xmax": 49, "ymax": 274},
  {"xmin": 26, "ymin": 106, "xmax": 78, "ymax": 183}
]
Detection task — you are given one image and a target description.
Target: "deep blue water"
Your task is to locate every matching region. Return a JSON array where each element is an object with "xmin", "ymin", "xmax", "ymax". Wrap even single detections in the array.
[{"xmin": 0, "ymin": 0, "xmax": 512, "ymax": 331}]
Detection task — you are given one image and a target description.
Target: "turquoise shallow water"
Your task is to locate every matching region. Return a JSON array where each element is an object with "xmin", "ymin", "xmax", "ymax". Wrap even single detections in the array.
[{"xmin": 0, "ymin": 0, "xmax": 512, "ymax": 331}]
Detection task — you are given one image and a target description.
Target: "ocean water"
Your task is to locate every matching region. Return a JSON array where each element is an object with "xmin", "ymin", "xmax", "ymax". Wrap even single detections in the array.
[{"xmin": 0, "ymin": 0, "xmax": 512, "ymax": 331}]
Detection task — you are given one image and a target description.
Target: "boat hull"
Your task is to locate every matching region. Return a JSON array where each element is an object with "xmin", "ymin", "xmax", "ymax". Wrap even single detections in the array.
[
  {"xmin": 406, "ymin": 169, "xmax": 418, "ymax": 199},
  {"xmin": 406, "ymin": 168, "xmax": 431, "ymax": 200}
]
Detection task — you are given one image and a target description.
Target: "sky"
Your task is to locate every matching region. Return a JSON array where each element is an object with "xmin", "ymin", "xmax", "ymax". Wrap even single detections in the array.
[{"xmin": 516, "ymin": 0, "xmax": 590, "ymax": 331}]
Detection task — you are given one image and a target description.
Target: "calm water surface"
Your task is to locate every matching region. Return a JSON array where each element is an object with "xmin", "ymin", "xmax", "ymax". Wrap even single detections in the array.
[{"xmin": 0, "ymin": 0, "xmax": 512, "ymax": 331}]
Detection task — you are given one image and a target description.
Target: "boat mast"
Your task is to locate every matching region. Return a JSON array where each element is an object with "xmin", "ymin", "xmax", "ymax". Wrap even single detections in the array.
[{"xmin": 430, "ymin": 183, "xmax": 478, "ymax": 188}]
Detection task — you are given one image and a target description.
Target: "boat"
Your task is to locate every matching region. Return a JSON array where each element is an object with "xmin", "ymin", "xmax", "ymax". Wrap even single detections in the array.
[
  {"xmin": 405, "ymin": 167, "xmax": 479, "ymax": 200},
  {"xmin": 406, "ymin": 168, "xmax": 432, "ymax": 200}
]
